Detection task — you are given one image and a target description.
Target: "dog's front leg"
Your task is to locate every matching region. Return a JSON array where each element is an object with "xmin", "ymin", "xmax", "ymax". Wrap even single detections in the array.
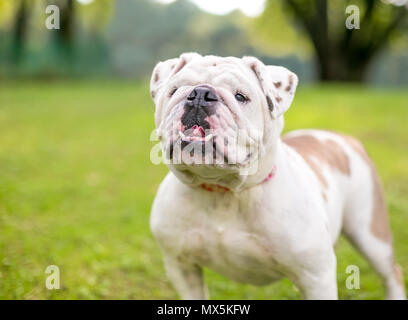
[
  {"xmin": 288, "ymin": 250, "xmax": 338, "ymax": 300},
  {"xmin": 163, "ymin": 255, "xmax": 208, "ymax": 300}
]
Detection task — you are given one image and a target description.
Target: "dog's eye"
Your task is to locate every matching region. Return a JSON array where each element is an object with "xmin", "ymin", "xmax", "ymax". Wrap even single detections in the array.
[
  {"xmin": 235, "ymin": 92, "xmax": 247, "ymax": 103},
  {"xmin": 169, "ymin": 87, "xmax": 178, "ymax": 97}
]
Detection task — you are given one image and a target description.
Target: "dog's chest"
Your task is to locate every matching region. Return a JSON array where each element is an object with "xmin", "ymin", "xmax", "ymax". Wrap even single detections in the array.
[{"xmin": 176, "ymin": 205, "xmax": 283, "ymax": 285}]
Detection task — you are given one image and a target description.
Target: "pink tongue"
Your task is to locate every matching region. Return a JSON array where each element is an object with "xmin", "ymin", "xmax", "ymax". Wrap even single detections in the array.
[{"xmin": 192, "ymin": 125, "xmax": 205, "ymax": 137}]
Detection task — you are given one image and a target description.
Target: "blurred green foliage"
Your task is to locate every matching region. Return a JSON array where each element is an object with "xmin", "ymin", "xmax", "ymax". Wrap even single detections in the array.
[
  {"xmin": 0, "ymin": 81, "xmax": 407, "ymax": 299},
  {"xmin": 0, "ymin": 0, "xmax": 407, "ymax": 84},
  {"xmin": 0, "ymin": 0, "xmax": 263, "ymax": 79},
  {"xmin": 257, "ymin": 0, "xmax": 408, "ymax": 81}
]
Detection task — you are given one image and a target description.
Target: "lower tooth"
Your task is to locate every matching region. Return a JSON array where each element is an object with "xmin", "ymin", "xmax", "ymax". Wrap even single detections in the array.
[
  {"xmin": 179, "ymin": 131, "xmax": 213, "ymax": 142},
  {"xmin": 204, "ymin": 134, "xmax": 213, "ymax": 141}
]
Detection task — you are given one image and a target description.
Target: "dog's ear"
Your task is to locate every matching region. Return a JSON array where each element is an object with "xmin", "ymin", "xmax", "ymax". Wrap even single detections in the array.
[
  {"xmin": 243, "ymin": 56, "xmax": 298, "ymax": 119},
  {"xmin": 150, "ymin": 52, "xmax": 201, "ymax": 103}
]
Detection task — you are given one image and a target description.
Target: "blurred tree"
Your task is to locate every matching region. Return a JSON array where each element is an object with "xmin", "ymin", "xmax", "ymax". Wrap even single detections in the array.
[
  {"xmin": 107, "ymin": 0, "xmax": 258, "ymax": 77},
  {"xmin": 252, "ymin": 0, "xmax": 312, "ymax": 57},
  {"xmin": 11, "ymin": 0, "xmax": 31, "ymax": 65},
  {"xmin": 43, "ymin": 0, "xmax": 113, "ymax": 73},
  {"xmin": 49, "ymin": 0, "xmax": 75, "ymax": 62},
  {"xmin": 260, "ymin": 0, "xmax": 408, "ymax": 82},
  {"xmin": 54, "ymin": 0, "xmax": 114, "ymax": 41},
  {"xmin": 76, "ymin": 0, "xmax": 114, "ymax": 33}
]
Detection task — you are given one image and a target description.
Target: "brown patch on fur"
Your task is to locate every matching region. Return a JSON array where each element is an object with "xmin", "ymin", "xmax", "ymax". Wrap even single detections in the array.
[
  {"xmin": 273, "ymin": 81, "xmax": 282, "ymax": 88},
  {"xmin": 322, "ymin": 192, "xmax": 328, "ymax": 202},
  {"xmin": 154, "ymin": 72, "xmax": 159, "ymax": 83},
  {"xmin": 342, "ymin": 134, "xmax": 392, "ymax": 243},
  {"xmin": 275, "ymin": 96, "xmax": 282, "ymax": 103},
  {"xmin": 249, "ymin": 62, "xmax": 266, "ymax": 96},
  {"xmin": 324, "ymin": 139, "xmax": 351, "ymax": 174},
  {"xmin": 341, "ymin": 135, "xmax": 370, "ymax": 163},
  {"xmin": 285, "ymin": 74, "xmax": 293, "ymax": 92},
  {"xmin": 151, "ymin": 90, "xmax": 156, "ymax": 99},
  {"xmin": 282, "ymin": 135, "xmax": 351, "ymax": 190}
]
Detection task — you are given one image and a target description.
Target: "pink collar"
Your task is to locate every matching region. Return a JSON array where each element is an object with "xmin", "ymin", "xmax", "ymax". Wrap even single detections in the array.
[{"xmin": 200, "ymin": 165, "xmax": 277, "ymax": 192}]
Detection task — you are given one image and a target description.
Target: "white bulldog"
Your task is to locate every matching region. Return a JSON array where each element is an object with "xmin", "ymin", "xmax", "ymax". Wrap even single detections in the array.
[{"xmin": 149, "ymin": 53, "xmax": 406, "ymax": 300}]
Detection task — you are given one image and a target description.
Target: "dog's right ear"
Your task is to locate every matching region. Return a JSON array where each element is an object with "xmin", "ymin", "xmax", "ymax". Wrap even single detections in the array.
[{"xmin": 150, "ymin": 52, "xmax": 201, "ymax": 103}]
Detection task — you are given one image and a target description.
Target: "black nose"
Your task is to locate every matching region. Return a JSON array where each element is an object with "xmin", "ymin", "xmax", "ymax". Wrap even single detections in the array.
[
  {"xmin": 187, "ymin": 86, "xmax": 218, "ymax": 106},
  {"xmin": 182, "ymin": 86, "xmax": 218, "ymax": 131}
]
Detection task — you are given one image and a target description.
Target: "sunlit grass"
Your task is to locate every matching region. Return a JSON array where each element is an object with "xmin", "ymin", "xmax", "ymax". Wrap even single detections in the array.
[{"xmin": 0, "ymin": 81, "xmax": 407, "ymax": 299}]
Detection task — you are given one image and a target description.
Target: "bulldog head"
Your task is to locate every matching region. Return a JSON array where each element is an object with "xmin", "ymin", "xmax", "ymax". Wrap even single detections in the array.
[{"xmin": 150, "ymin": 53, "xmax": 298, "ymax": 191}]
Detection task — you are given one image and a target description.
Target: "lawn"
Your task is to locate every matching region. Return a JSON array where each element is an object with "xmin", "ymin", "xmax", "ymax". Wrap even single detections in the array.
[{"xmin": 0, "ymin": 81, "xmax": 407, "ymax": 299}]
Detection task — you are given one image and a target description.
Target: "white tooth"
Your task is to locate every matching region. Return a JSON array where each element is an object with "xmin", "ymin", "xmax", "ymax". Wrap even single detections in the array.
[
  {"xmin": 179, "ymin": 131, "xmax": 186, "ymax": 139},
  {"xmin": 204, "ymin": 134, "xmax": 214, "ymax": 141}
]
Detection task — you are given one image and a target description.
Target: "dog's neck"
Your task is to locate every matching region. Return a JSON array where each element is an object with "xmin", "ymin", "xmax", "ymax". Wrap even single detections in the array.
[
  {"xmin": 200, "ymin": 164, "xmax": 278, "ymax": 192},
  {"xmin": 197, "ymin": 136, "xmax": 284, "ymax": 193},
  {"xmin": 227, "ymin": 117, "xmax": 284, "ymax": 192}
]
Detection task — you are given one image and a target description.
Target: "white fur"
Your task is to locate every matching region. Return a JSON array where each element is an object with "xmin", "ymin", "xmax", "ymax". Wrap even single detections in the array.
[{"xmin": 150, "ymin": 53, "xmax": 405, "ymax": 300}]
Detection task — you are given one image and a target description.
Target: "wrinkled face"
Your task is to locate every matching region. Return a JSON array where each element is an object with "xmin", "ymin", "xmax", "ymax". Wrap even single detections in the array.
[{"xmin": 150, "ymin": 53, "xmax": 297, "ymax": 187}]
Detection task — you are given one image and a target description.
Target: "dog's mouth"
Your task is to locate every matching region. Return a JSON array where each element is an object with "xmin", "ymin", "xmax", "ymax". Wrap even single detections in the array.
[
  {"xmin": 178, "ymin": 125, "xmax": 213, "ymax": 143},
  {"xmin": 165, "ymin": 124, "xmax": 230, "ymax": 166}
]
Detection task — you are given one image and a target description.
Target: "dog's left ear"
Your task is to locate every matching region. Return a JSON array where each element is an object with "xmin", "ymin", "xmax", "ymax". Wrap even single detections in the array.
[{"xmin": 243, "ymin": 56, "xmax": 298, "ymax": 119}]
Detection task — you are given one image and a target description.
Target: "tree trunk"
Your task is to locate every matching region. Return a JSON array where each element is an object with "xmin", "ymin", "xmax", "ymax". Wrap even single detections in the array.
[
  {"xmin": 11, "ymin": 0, "xmax": 29, "ymax": 65},
  {"xmin": 283, "ymin": 0, "xmax": 407, "ymax": 82},
  {"xmin": 54, "ymin": 0, "xmax": 75, "ymax": 62},
  {"xmin": 317, "ymin": 51, "xmax": 370, "ymax": 82}
]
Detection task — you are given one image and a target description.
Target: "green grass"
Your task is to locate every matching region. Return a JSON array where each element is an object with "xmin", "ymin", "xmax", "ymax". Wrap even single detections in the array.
[{"xmin": 0, "ymin": 81, "xmax": 407, "ymax": 299}]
